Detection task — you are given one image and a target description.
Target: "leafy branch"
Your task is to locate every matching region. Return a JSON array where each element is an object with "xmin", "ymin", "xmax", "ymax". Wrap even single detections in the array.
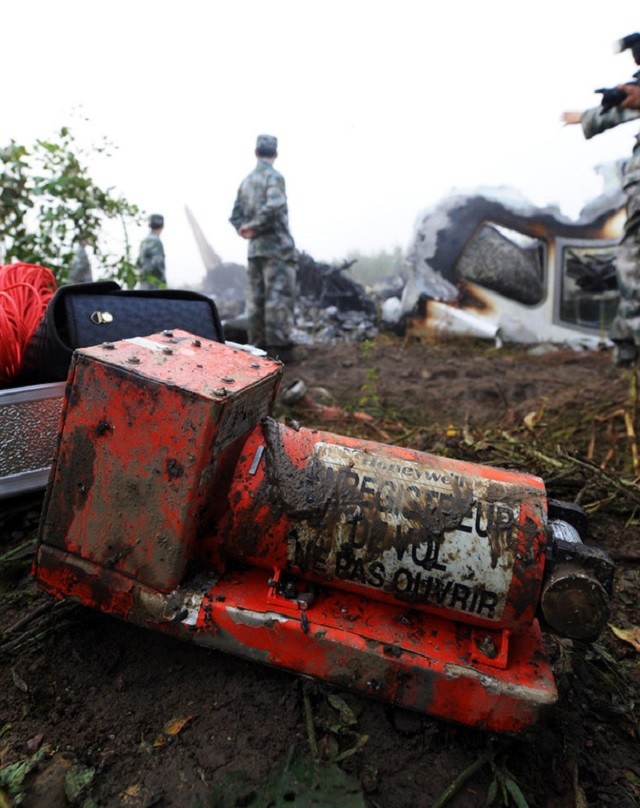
[{"xmin": 0, "ymin": 127, "xmax": 142, "ymax": 288}]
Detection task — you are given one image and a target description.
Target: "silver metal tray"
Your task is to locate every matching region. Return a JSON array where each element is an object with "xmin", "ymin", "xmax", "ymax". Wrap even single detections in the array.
[{"xmin": 0, "ymin": 382, "xmax": 65, "ymax": 500}]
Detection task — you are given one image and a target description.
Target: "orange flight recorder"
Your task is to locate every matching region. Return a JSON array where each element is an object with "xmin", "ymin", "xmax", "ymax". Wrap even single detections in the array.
[{"xmin": 34, "ymin": 331, "xmax": 614, "ymax": 734}]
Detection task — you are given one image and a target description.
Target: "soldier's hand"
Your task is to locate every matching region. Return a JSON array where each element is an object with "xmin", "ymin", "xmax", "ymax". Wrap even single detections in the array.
[
  {"xmin": 561, "ymin": 111, "xmax": 582, "ymax": 125},
  {"xmin": 618, "ymin": 84, "xmax": 640, "ymax": 110},
  {"xmin": 238, "ymin": 225, "xmax": 257, "ymax": 239}
]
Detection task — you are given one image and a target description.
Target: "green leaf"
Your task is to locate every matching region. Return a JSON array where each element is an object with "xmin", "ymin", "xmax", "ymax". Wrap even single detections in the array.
[
  {"xmin": 0, "ymin": 745, "xmax": 48, "ymax": 798},
  {"xmin": 64, "ymin": 764, "xmax": 95, "ymax": 802},
  {"xmin": 486, "ymin": 777, "xmax": 498, "ymax": 805},
  {"xmin": 504, "ymin": 777, "xmax": 530, "ymax": 808},
  {"xmin": 331, "ymin": 734, "xmax": 369, "ymax": 763},
  {"xmin": 498, "ymin": 775, "xmax": 508, "ymax": 806},
  {"xmin": 327, "ymin": 694, "xmax": 358, "ymax": 727}
]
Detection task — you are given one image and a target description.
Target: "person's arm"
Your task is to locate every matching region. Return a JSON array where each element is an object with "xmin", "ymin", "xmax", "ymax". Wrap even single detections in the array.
[
  {"xmin": 230, "ymin": 185, "xmax": 259, "ymax": 239},
  {"xmin": 561, "ymin": 111, "xmax": 582, "ymax": 125},
  {"xmin": 581, "ymin": 105, "xmax": 640, "ymax": 138},
  {"xmin": 561, "ymin": 105, "xmax": 640, "ymax": 139},
  {"xmin": 242, "ymin": 174, "xmax": 287, "ymax": 234},
  {"xmin": 229, "ymin": 190, "xmax": 246, "ymax": 232}
]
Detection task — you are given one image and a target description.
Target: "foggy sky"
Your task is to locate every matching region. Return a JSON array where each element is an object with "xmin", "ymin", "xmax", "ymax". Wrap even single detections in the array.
[{"xmin": 3, "ymin": 1, "xmax": 640, "ymax": 287}]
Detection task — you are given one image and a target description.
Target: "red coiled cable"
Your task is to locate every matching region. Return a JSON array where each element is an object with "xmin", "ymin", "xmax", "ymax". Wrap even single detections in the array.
[{"xmin": 0, "ymin": 262, "xmax": 57, "ymax": 386}]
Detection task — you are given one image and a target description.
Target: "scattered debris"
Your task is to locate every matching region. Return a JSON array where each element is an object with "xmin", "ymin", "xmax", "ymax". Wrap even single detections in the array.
[
  {"xmin": 153, "ymin": 715, "xmax": 197, "ymax": 748},
  {"xmin": 212, "ymin": 251, "xmax": 379, "ymax": 345},
  {"xmin": 293, "ymin": 253, "xmax": 377, "ymax": 345},
  {"xmin": 200, "ymin": 261, "xmax": 248, "ymax": 320}
]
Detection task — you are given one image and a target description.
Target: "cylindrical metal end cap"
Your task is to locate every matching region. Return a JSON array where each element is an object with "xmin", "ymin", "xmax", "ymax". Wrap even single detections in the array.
[{"xmin": 540, "ymin": 566, "xmax": 610, "ymax": 641}]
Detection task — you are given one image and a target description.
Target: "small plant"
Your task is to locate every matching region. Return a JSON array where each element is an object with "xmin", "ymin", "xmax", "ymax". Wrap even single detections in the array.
[
  {"xmin": 486, "ymin": 752, "xmax": 529, "ymax": 807},
  {"xmin": 432, "ymin": 747, "xmax": 529, "ymax": 808},
  {"xmin": 358, "ymin": 367, "xmax": 382, "ymax": 414},
  {"xmin": 359, "ymin": 339, "xmax": 375, "ymax": 361}
]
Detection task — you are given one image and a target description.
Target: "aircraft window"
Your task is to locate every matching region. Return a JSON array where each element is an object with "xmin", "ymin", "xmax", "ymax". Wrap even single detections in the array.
[
  {"xmin": 559, "ymin": 245, "xmax": 619, "ymax": 330},
  {"xmin": 456, "ymin": 224, "xmax": 545, "ymax": 306}
]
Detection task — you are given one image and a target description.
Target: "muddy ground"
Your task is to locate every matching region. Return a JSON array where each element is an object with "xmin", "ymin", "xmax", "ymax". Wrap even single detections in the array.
[{"xmin": 1, "ymin": 333, "xmax": 639, "ymax": 807}]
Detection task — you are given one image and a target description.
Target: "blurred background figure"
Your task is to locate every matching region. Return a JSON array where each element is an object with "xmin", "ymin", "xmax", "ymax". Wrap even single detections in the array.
[
  {"xmin": 68, "ymin": 235, "xmax": 92, "ymax": 284},
  {"xmin": 137, "ymin": 213, "xmax": 166, "ymax": 289}
]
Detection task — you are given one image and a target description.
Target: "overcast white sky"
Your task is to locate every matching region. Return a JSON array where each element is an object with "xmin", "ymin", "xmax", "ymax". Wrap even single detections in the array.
[{"xmin": 3, "ymin": 1, "xmax": 640, "ymax": 287}]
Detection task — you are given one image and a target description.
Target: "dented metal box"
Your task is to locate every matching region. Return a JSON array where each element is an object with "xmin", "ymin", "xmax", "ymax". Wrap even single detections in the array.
[
  {"xmin": 38, "ymin": 331, "xmax": 281, "ymax": 592},
  {"xmin": 0, "ymin": 382, "xmax": 65, "ymax": 499}
]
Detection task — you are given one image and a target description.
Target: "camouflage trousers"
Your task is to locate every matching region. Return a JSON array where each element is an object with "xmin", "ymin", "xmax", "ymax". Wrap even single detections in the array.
[
  {"xmin": 610, "ymin": 200, "xmax": 640, "ymax": 346},
  {"xmin": 246, "ymin": 256, "xmax": 297, "ymax": 348}
]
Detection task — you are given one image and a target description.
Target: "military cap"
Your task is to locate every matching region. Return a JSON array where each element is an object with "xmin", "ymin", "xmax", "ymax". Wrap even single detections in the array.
[
  {"xmin": 256, "ymin": 134, "xmax": 278, "ymax": 157},
  {"xmin": 149, "ymin": 214, "xmax": 164, "ymax": 229}
]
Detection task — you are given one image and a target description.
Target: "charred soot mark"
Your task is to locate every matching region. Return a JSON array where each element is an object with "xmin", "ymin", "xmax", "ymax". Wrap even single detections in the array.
[
  {"xmin": 457, "ymin": 282, "xmax": 492, "ymax": 313},
  {"xmin": 261, "ymin": 417, "xmax": 332, "ymax": 519},
  {"xmin": 423, "ymin": 477, "xmax": 476, "ymax": 539},
  {"xmin": 522, "ymin": 514, "xmax": 541, "ymax": 543},
  {"xmin": 56, "ymin": 426, "xmax": 97, "ymax": 521}
]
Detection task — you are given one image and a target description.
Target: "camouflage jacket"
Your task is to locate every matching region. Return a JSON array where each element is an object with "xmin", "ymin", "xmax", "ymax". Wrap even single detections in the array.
[
  {"xmin": 581, "ymin": 106, "xmax": 640, "ymax": 189},
  {"xmin": 229, "ymin": 159, "xmax": 296, "ymax": 260},
  {"xmin": 137, "ymin": 231, "xmax": 166, "ymax": 283}
]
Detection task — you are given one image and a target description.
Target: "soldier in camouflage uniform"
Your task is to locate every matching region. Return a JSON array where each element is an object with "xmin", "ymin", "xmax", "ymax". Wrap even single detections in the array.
[
  {"xmin": 137, "ymin": 214, "xmax": 166, "ymax": 289},
  {"xmin": 230, "ymin": 134, "xmax": 298, "ymax": 358},
  {"xmin": 68, "ymin": 236, "xmax": 92, "ymax": 284},
  {"xmin": 563, "ymin": 34, "xmax": 640, "ymax": 366}
]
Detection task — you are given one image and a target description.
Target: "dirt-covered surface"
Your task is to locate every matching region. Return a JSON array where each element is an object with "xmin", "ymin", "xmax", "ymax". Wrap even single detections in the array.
[{"xmin": 1, "ymin": 334, "xmax": 639, "ymax": 807}]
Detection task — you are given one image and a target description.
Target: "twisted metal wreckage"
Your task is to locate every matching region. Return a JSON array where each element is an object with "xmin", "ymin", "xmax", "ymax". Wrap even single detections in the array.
[
  {"xmin": 398, "ymin": 165, "xmax": 626, "ymax": 346},
  {"xmin": 1, "ymin": 179, "xmax": 622, "ymax": 733}
]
